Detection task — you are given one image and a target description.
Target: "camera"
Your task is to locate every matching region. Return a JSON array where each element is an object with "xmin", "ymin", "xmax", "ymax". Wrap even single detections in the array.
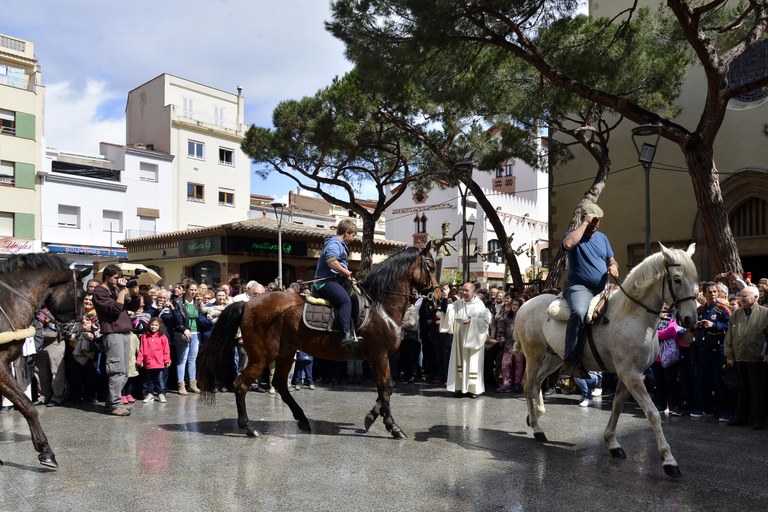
[{"xmin": 126, "ymin": 279, "xmax": 138, "ymax": 288}]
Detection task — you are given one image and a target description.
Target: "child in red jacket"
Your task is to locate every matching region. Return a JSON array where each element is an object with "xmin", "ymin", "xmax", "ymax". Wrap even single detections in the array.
[{"xmin": 137, "ymin": 318, "xmax": 171, "ymax": 403}]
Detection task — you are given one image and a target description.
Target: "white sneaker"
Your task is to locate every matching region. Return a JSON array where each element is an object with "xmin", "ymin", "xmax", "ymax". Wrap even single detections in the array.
[
  {"xmin": 591, "ymin": 388, "xmax": 602, "ymax": 397},
  {"xmin": 158, "ymin": 394, "xmax": 167, "ymax": 403},
  {"xmin": 579, "ymin": 398, "xmax": 594, "ymax": 407},
  {"xmin": 143, "ymin": 394, "xmax": 155, "ymax": 403}
]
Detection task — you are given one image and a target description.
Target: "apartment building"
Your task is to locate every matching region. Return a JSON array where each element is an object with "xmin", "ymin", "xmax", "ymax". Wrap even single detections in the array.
[
  {"xmin": 125, "ymin": 74, "xmax": 250, "ymax": 231},
  {"xmin": 0, "ymin": 32, "xmax": 44, "ymax": 256}
]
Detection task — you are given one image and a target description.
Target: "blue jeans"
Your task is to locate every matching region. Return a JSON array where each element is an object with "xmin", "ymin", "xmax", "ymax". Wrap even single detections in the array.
[
  {"xmin": 175, "ymin": 332, "xmax": 200, "ymax": 381},
  {"xmin": 563, "ymin": 282, "xmax": 600, "ymax": 363},
  {"xmin": 316, "ymin": 280, "xmax": 351, "ymax": 333},
  {"xmin": 144, "ymin": 368, "xmax": 168, "ymax": 395},
  {"xmin": 574, "ymin": 371, "xmax": 600, "ymax": 399}
]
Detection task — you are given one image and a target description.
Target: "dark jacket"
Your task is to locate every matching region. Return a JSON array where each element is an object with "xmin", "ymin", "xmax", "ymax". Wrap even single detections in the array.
[
  {"xmin": 92, "ymin": 286, "xmax": 139, "ymax": 335},
  {"xmin": 172, "ymin": 297, "xmax": 204, "ymax": 333}
]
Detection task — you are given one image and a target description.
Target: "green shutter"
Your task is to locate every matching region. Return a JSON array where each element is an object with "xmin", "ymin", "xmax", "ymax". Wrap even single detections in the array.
[
  {"xmin": 14, "ymin": 213, "xmax": 35, "ymax": 238},
  {"xmin": 14, "ymin": 112, "xmax": 36, "ymax": 140},
  {"xmin": 14, "ymin": 162, "xmax": 35, "ymax": 189}
]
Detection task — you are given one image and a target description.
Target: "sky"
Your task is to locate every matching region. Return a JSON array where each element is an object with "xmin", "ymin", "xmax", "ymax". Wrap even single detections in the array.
[{"xmin": 2, "ymin": 0, "xmax": 353, "ymax": 197}]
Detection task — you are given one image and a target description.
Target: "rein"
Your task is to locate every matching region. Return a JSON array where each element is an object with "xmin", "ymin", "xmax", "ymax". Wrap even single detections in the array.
[
  {"xmin": 0, "ymin": 278, "xmax": 40, "ymax": 331},
  {"xmin": 611, "ymin": 262, "xmax": 697, "ymax": 317}
]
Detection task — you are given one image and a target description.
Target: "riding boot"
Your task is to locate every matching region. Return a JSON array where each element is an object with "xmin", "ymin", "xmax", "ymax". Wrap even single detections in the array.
[
  {"xmin": 178, "ymin": 381, "xmax": 188, "ymax": 395},
  {"xmin": 341, "ymin": 331, "xmax": 357, "ymax": 345},
  {"xmin": 189, "ymin": 380, "xmax": 201, "ymax": 393}
]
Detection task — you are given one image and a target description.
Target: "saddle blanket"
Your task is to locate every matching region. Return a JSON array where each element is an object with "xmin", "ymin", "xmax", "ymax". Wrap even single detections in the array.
[
  {"xmin": 547, "ymin": 293, "xmax": 608, "ymax": 323},
  {"xmin": 302, "ymin": 294, "xmax": 371, "ymax": 332}
]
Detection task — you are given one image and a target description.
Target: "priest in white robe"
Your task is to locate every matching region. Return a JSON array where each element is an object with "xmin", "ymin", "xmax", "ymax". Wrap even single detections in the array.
[{"xmin": 446, "ymin": 282, "xmax": 492, "ymax": 397}]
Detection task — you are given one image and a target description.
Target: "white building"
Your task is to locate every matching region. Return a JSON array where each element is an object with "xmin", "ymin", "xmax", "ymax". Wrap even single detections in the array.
[
  {"xmin": 39, "ymin": 143, "xmax": 174, "ymax": 267},
  {"xmin": 125, "ymin": 74, "xmax": 250, "ymax": 230},
  {"xmin": 386, "ymin": 155, "xmax": 549, "ymax": 286}
]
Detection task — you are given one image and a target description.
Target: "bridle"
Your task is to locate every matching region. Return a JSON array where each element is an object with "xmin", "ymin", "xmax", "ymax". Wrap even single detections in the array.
[
  {"xmin": 0, "ymin": 269, "xmax": 81, "ymax": 332},
  {"xmin": 612, "ymin": 262, "xmax": 697, "ymax": 317},
  {"xmin": 377, "ymin": 253, "xmax": 439, "ymax": 301}
]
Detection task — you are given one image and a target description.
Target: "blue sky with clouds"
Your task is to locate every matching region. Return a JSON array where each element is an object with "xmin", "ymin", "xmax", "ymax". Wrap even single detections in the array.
[{"xmin": 2, "ymin": 0, "xmax": 353, "ymax": 197}]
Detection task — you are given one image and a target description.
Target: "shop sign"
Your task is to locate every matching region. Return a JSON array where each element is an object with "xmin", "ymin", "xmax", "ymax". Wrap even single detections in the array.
[
  {"xmin": 224, "ymin": 237, "xmax": 307, "ymax": 257},
  {"xmin": 179, "ymin": 237, "xmax": 221, "ymax": 256},
  {"xmin": 0, "ymin": 237, "xmax": 38, "ymax": 254},
  {"xmin": 47, "ymin": 243, "xmax": 128, "ymax": 258}
]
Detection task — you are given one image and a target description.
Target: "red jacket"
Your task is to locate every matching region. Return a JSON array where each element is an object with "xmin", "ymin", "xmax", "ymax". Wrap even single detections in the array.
[{"xmin": 137, "ymin": 331, "xmax": 171, "ymax": 370}]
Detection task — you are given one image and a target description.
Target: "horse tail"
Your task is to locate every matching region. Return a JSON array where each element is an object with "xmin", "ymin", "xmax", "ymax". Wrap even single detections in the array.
[
  {"xmin": 197, "ymin": 301, "xmax": 245, "ymax": 404},
  {"xmin": 512, "ymin": 338, "xmax": 522, "ymax": 355}
]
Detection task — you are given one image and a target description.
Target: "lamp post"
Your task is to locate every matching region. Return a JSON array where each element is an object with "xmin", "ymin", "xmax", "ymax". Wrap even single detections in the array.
[
  {"xmin": 631, "ymin": 124, "xmax": 662, "ymax": 257},
  {"xmin": 453, "ymin": 151, "xmax": 476, "ymax": 283},
  {"xmin": 270, "ymin": 199, "xmax": 288, "ymax": 290}
]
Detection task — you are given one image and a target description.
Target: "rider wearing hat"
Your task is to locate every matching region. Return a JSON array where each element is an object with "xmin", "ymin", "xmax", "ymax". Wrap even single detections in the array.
[{"xmin": 561, "ymin": 201, "xmax": 619, "ymax": 379}]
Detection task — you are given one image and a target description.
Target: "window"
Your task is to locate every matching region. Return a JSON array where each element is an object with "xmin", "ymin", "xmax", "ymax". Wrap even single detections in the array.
[
  {"xmin": 505, "ymin": 164, "xmax": 514, "ymax": 176},
  {"xmin": 0, "ymin": 109, "xmax": 15, "ymax": 135},
  {"xmin": 188, "ymin": 140, "xmax": 204, "ymax": 159},
  {"xmin": 139, "ymin": 162, "xmax": 158, "ymax": 182},
  {"xmin": 183, "ymin": 97, "xmax": 194, "ymax": 117},
  {"xmin": 103, "ymin": 210, "xmax": 123, "ymax": 232},
  {"xmin": 0, "ymin": 160, "xmax": 14, "ymax": 186},
  {"xmin": 214, "ymin": 106, "xmax": 225, "ymax": 126},
  {"xmin": 0, "ymin": 212, "xmax": 13, "ymax": 236},
  {"xmin": 219, "ymin": 147, "xmax": 234, "ymax": 165},
  {"xmin": 187, "ymin": 182, "xmax": 204, "ymax": 202},
  {"xmin": 495, "ymin": 167, "xmax": 504, "ymax": 178},
  {"xmin": 138, "ymin": 215, "xmax": 156, "ymax": 234},
  {"xmin": 58, "ymin": 205, "xmax": 80, "ymax": 228},
  {"xmin": 218, "ymin": 189, "xmax": 234, "ymax": 206}
]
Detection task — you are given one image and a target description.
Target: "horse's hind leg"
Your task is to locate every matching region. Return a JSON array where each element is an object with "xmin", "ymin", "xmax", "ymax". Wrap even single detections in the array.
[
  {"xmin": 620, "ymin": 372, "xmax": 681, "ymax": 478},
  {"xmin": 364, "ymin": 398, "xmax": 382, "ymax": 432},
  {"xmin": 0, "ymin": 367, "xmax": 57, "ymax": 468},
  {"xmin": 272, "ymin": 351, "xmax": 310, "ymax": 432},
  {"xmin": 523, "ymin": 351, "xmax": 560, "ymax": 443},
  {"xmin": 233, "ymin": 357, "xmax": 268, "ymax": 438},
  {"xmin": 369, "ymin": 356, "xmax": 405, "ymax": 439}
]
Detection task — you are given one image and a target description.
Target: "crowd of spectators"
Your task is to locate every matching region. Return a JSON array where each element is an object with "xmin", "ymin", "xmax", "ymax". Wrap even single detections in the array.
[{"xmin": 1, "ymin": 269, "xmax": 766, "ymax": 431}]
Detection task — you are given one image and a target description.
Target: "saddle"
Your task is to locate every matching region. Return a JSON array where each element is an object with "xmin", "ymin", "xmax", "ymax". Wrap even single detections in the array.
[
  {"xmin": 302, "ymin": 286, "xmax": 372, "ymax": 333},
  {"xmin": 546, "ymin": 287, "xmax": 614, "ymax": 324}
]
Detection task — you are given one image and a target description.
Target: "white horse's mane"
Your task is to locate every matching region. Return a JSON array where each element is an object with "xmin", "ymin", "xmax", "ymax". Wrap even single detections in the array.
[{"xmin": 613, "ymin": 248, "xmax": 697, "ymax": 318}]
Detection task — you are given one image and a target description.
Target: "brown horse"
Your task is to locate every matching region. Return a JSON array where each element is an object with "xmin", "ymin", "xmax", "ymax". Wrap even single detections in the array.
[
  {"xmin": 197, "ymin": 243, "xmax": 439, "ymax": 438},
  {"xmin": 0, "ymin": 253, "xmax": 89, "ymax": 468}
]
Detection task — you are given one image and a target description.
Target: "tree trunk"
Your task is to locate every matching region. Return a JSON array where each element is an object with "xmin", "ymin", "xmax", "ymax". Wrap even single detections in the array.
[
  {"xmin": 683, "ymin": 146, "xmax": 742, "ymax": 274},
  {"xmin": 359, "ymin": 216, "xmax": 376, "ymax": 272}
]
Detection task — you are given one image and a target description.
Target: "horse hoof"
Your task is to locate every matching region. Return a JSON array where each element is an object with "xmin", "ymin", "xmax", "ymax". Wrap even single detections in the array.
[
  {"xmin": 245, "ymin": 427, "xmax": 261, "ymax": 438},
  {"xmin": 533, "ymin": 432, "xmax": 548, "ymax": 443},
  {"xmin": 297, "ymin": 419, "xmax": 311, "ymax": 432},
  {"xmin": 38, "ymin": 453, "xmax": 58, "ymax": 469},
  {"xmin": 391, "ymin": 429, "xmax": 407, "ymax": 440},
  {"xmin": 364, "ymin": 414, "xmax": 376, "ymax": 432},
  {"xmin": 609, "ymin": 448, "xmax": 627, "ymax": 459},
  {"xmin": 663, "ymin": 464, "xmax": 682, "ymax": 478}
]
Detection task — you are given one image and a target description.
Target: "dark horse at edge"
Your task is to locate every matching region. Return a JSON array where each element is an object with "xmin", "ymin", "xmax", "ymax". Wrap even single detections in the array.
[
  {"xmin": 0, "ymin": 253, "xmax": 89, "ymax": 468},
  {"xmin": 197, "ymin": 243, "xmax": 439, "ymax": 438}
]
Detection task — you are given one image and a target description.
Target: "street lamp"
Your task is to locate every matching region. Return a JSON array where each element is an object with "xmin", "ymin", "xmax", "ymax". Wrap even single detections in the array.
[
  {"xmin": 270, "ymin": 198, "xmax": 288, "ymax": 290},
  {"xmin": 464, "ymin": 217, "xmax": 476, "ymax": 281},
  {"xmin": 631, "ymin": 124, "xmax": 662, "ymax": 257}
]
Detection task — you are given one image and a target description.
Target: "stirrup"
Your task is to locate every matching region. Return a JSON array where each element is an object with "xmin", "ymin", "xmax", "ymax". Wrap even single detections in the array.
[{"xmin": 341, "ymin": 327, "xmax": 362, "ymax": 345}]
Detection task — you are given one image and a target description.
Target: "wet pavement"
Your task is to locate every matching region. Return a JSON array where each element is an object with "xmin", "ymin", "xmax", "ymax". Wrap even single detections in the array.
[{"xmin": 1, "ymin": 382, "xmax": 766, "ymax": 511}]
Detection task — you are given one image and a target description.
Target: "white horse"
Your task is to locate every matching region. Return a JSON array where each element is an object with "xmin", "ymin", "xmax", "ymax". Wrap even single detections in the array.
[{"xmin": 514, "ymin": 243, "xmax": 698, "ymax": 478}]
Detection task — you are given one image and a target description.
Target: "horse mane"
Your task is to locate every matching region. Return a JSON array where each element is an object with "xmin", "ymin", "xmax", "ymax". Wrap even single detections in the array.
[
  {"xmin": 0, "ymin": 253, "xmax": 71, "ymax": 276},
  {"xmin": 613, "ymin": 248, "xmax": 696, "ymax": 318},
  {"xmin": 360, "ymin": 247, "xmax": 420, "ymax": 303}
]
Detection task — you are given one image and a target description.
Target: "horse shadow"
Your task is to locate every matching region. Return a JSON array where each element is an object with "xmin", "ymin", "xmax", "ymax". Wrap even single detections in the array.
[{"xmin": 157, "ymin": 418, "xmax": 382, "ymax": 439}]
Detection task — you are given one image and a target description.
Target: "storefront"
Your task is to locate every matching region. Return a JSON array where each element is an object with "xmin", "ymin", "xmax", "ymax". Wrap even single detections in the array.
[{"xmin": 118, "ymin": 217, "xmax": 407, "ymax": 287}]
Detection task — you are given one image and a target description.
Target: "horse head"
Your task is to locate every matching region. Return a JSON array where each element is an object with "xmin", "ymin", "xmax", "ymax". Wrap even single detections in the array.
[
  {"xmin": 413, "ymin": 241, "xmax": 441, "ymax": 298},
  {"xmin": 660, "ymin": 242, "xmax": 698, "ymax": 329},
  {"xmin": 46, "ymin": 268, "xmax": 90, "ymax": 324}
]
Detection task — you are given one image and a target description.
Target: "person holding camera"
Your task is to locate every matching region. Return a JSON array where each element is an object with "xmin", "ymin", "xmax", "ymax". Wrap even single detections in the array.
[
  {"xmin": 92, "ymin": 264, "xmax": 140, "ymax": 416},
  {"xmin": 690, "ymin": 281, "xmax": 732, "ymax": 420}
]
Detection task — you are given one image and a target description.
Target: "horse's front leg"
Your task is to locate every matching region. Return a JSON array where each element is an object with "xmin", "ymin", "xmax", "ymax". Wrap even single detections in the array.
[
  {"xmin": 603, "ymin": 379, "xmax": 630, "ymax": 459},
  {"xmin": 0, "ymin": 378, "xmax": 57, "ymax": 468},
  {"xmin": 369, "ymin": 356, "xmax": 406, "ymax": 439},
  {"xmin": 622, "ymin": 372, "xmax": 681, "ymax": 478}
]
